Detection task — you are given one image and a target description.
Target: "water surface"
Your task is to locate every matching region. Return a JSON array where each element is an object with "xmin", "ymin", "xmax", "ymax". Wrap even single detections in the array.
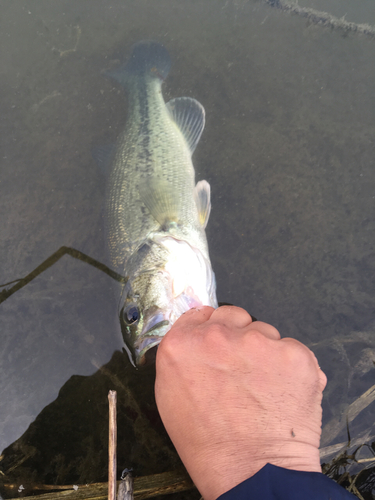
[{"xmin": 1, "ymin": 0, "xmax": 374, "ymax": 496}]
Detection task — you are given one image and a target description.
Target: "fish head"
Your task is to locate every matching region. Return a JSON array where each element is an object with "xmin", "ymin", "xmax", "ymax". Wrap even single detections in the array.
[
  {"xmin": 119, "ymin": 236, "xmax": 217, "ymax": 366},
  {"xmin": 119, "ymin": 238, "xmax": 178, "ymax": 365},
  {"xmin": 119, "ymin": 267, "xmax": 172, "ymax": 366}
]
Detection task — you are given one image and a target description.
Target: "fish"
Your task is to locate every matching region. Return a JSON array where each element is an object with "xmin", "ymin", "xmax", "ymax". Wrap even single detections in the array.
[{"xmin": 105, "ymin": 40, "xmax": 217, "ymax": 365}]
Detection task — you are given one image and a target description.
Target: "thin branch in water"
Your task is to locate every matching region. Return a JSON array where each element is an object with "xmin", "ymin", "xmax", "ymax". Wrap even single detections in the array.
[
  {"xmin": 264, "ymin": 0, "xmax": 375, "ymax": 38},
  {"xmin": 0, "ymin": 246, "xmax": 126, "ymax": 305}
]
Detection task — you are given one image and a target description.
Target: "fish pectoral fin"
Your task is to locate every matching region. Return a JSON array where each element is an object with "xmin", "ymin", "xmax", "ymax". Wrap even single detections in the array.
[
  {"xmin": 138, "ymin": 178, "xmax": 180, "ymax": 226},
  {"xmin": 194, "ymin": 180, "xmax": 211, "ymax": 228},
  {"xmin": 166, "ymin": 97, "xmax": 205, "ymax": 154}
]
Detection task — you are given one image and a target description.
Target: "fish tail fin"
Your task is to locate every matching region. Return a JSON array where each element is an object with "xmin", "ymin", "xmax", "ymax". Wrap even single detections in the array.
[{"xmin": 106, "ymin": 40, "xmax": 171, "ymax": 86}]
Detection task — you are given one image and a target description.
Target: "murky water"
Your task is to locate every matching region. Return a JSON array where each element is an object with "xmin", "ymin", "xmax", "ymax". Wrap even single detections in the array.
[{"xmin": 1, "ymin": 0, "xmax": 374, "ymax": 497}]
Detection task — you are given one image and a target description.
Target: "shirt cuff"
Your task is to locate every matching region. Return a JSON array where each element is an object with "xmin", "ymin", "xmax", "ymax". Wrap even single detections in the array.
[{"xmin": 217, "ymin": 463, "xmax": 357, "ymax": 500}]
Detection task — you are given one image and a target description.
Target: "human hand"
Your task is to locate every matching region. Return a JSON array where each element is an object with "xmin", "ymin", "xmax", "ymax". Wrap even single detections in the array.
[{"xmin": 155, "ymin": 306, "xmax": 327, "ymax": 500}]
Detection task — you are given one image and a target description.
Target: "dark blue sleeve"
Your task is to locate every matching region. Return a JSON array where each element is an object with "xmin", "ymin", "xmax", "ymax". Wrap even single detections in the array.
[{"xmin": 217, "ymin": 463, "xmax": 357, "ymax": 500}]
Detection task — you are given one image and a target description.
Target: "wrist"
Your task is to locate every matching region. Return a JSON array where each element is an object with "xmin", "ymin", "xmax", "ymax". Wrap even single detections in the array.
[{"xmin": 186, "ymin": 440, "xmax": 321, "ymax": 500}]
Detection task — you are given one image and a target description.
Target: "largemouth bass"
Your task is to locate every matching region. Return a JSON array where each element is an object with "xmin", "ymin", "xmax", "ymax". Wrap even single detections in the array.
[{"xmin": 106, "ymin": 41, "xmax": 217, "ymax": 365}]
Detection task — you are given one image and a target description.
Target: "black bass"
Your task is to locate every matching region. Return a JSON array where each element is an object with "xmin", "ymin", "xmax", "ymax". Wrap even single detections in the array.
[{"xmin": 106, "ymin": 41, "xmax": 217, "ymax": 365}]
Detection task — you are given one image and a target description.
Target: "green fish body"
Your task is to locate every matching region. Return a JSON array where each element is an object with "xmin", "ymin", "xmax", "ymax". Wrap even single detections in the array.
[{"xmin": 106, "ymin": 41, "xmax": 217, "ymax": 365}]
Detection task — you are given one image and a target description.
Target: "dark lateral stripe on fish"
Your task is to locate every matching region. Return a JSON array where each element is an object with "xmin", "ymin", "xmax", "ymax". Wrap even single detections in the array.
[{"xmin": 107, "ymin": 41, "xmax": 172, "ymax": 165}]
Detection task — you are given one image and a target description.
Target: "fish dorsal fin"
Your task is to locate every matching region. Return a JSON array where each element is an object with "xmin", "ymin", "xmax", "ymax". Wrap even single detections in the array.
[
  {"xmin": 166, "ymin": 97, "xmax": 205, "ymax": 154},
  {"xmin": 194, "ymin": 180, "xmax": 211, "ymax": 228},
  {"xmin": 138, "ymin": 178, "xmax": 180, "ymax": 226}
]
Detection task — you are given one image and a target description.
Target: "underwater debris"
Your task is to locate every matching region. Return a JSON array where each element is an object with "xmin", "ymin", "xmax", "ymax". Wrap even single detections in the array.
[
  {"xmin": 321, "ymin": 383, "xmax": 375, "ymax": 447},
  {"xmin": 322, "ymin": 441, "xmax": 375, "ymax": 500},
  {"xmin": 1, "ymin": 470, "xmax": 194, "ymax": 500},
  {"xmin": 0, "ymin": 246, "xmax": 125, "ymax": 305},
  {"xmin": 264, "ymin": 0, "xmax": 375, "ymax": 38},
  {"xmin": 52, "ymin": 25, "xmax": 81, "ymax": 57}
]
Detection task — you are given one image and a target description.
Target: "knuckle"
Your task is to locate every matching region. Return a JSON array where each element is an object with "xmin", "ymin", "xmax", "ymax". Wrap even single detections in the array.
[{"xmin": 201, "ymin": 323, "xmax": 228, "ymax": 350}]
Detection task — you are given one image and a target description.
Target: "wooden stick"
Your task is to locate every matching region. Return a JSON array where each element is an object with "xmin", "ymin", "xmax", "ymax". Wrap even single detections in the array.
[{"xmin": 108, "ymin": 391, "xmax": 117, "ymax": 500}]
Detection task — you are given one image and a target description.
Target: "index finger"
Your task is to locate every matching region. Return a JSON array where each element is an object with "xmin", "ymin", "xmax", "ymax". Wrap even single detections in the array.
[
  {"xmin": 169, "ymin": 306, "xmax": 215, "ymax": 331},
  {"xmin": 157, "ymin": 306, "xmax": 215, "ymax": 365}
]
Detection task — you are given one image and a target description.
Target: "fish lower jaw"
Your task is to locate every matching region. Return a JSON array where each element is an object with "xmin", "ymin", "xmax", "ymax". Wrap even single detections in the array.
[
  {"xmin": 134, "ymin": 292, "xmax": 217, "ymax": 365},
  {"xmin": 134, "ymin": 328, "xmax": 170, "ymax": 365},
  {"xmin": 136, "ymin": 340, "xmax": 161, "ymax": 365}
]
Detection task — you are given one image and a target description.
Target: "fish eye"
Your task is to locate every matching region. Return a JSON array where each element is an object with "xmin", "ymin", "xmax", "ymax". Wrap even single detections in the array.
[{"xmin": 123, "ymin": 304, "xmax": 140, "ymax": 325}]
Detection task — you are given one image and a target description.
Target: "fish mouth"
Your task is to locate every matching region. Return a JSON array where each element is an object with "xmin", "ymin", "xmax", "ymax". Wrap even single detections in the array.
[
  {"xmin": 133, "ymin": 287, "xmax": 217, "ymax": 365},
  {"xmin": 134, "ymin": 318, "xmax": 170, "ymax": 365}
]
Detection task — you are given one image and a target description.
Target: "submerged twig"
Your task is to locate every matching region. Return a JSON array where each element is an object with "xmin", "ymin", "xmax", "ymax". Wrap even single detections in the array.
[
  {"xmin": 265, "ymin": 0, "xmax": 375, "ymax": 38},
  {"xmin": 108, "ymin": 391, "xmax": 117, "ymax": 500},
  {"xmin": 53, "ymin": 25, "xmax": 82, "ymax": 57},
  {"xmin": 0, "ymin": 246, "xmax": 126, "ymax": 305},
  {"xmin": 321, "ymin": 383, "xmax": 375, "ymax": 446},
  {"xmin": 320, "ymin": 433, "xmax": 375, "ymax": 460}
]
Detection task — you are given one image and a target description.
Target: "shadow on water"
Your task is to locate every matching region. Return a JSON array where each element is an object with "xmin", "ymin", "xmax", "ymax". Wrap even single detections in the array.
[
  {"xmin": 1, "ymin": 0, "xmax": 375, "ymax": 498},
  {"xmin": 0, "ymin": 351, "xmax": 186, "ymax": 493}
]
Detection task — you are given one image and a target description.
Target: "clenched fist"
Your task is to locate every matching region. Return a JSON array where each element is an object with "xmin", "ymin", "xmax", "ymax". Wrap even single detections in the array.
[{"xmin": 155, "ymin": 306, "xmax": 327, "ymax": 500}]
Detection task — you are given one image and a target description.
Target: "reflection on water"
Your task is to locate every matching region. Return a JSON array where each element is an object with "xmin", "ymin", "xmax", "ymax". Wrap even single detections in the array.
[
  {"xmin": 0, "ymin": 352, "xmax": 182, "ymax": 491},
  {"xmin": 0, "ymin": 0, "xmax": 374, "ymax": 497}
]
